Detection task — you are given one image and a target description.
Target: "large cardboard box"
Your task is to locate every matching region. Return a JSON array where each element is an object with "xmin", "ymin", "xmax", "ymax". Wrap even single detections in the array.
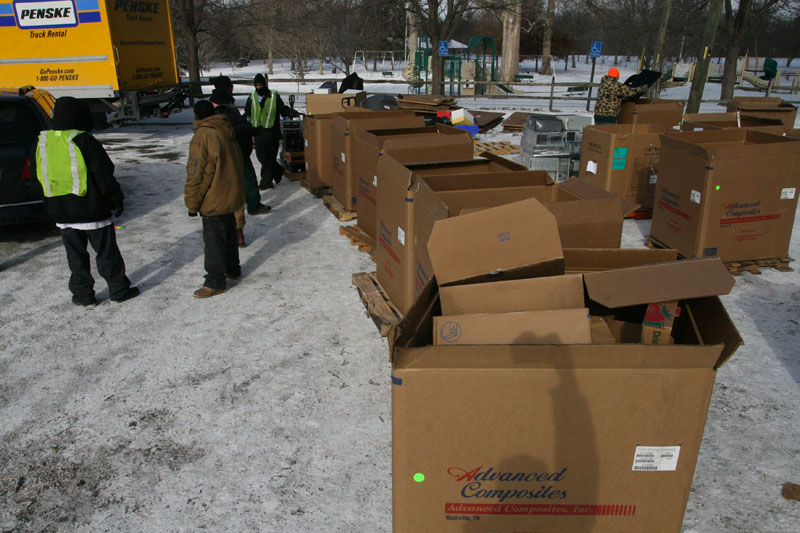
[
  {"xmin": 680, "ymin": 112, "xmax": 786, "ymax": 134},
  {"xmin": 376, "ymin": 155, "xmax": 536, "ymax": 313},
  {"xmin": 433, "ymin": 308, "xmax": 592, "ymax": 345},
  {"xmin": 331, "ymin": 111, "xmax": 424, "ymax": 210},
  {"xmin": 376, "ymin": 155, "xmax": 632, "ymax": 313},
  {"xmin": 390, "ymin": 252, "xmax": 742, "ymax": 533},
  {"xmin": 726, "ymin": 97, "xmax": 798, "ymax": 128},
  {"xmin": 618, "ymin": 98, "xmax": 685, "ymax": 128},
  {"xmin": 353, "ymin": 125, "xmax": 474, "ymax": 240},
  {"xmin": 304, "ymin": 108, "xmax": 370, "ymax": 188},
  {"xmin": 579, "ymin": 124, "xmax": 672, "ymax": 209},
  {"xmin": 651, "ymin": 129, "xmax": 800, "ymax": 261},
  {"xmin": 305, "ymin": 91, "xmax": 366, "ymax": 116}
]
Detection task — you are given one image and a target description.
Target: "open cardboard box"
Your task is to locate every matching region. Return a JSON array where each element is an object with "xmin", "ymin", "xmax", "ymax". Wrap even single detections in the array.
[
  {"xmin": 389, "ymin": 233, "xmax": 742, "ymax": 532},
  {"xmin": 330, "ymin": 110, "xmax": 424, "ymax": 210},
  {"xmin": 352, "ymin": 125, "xmax": 474, "ymax": 240},
  {"xmin": 652, "ymin": 129, "xmax": 800, "ymax": 261},
  {"xmin": 726, "ymin": 97, "xmax": 798, "ymax": 128},
  {"xmin": 305, "ymin": 91, "xmax": 366, "ymax": 116},
  {"xmin": 680, "ymin": 112, "xmax": 787, "ymax": 134},
  {"xmin": 618, "ymin": 98, "xmax": 685, "ymax": 128}
]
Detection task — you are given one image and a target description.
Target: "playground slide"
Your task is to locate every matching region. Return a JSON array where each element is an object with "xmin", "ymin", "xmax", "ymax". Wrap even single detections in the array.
[
  {"xmin": 495, "ymin": 82, "xmax": 523, "ymax": 95},
  {"xmin": 741, "ymin": 71, "xmax": 771, "ymax": 89}
]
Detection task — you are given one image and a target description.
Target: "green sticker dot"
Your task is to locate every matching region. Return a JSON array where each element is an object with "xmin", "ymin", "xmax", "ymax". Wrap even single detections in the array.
[
  {"xmin": 413, "ymin": 473, "xmax": 425, "ymax": 483},
  {"xmin": 715, "ymin": 185, "xmax": 720, "ymax": 190}
]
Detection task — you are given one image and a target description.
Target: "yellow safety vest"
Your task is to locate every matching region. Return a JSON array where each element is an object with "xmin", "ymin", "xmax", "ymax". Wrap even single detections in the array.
[
  {"xmin": 35, "ymin": 130, "xmax": 88, "ymax": 197},
  {"xmin": 250, "ymin": 90, "xmax": 278, "ymax": 128}
]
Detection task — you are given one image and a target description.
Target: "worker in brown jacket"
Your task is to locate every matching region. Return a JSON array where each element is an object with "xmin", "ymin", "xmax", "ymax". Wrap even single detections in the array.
[
  {"xmin": 185, "ymin": 100, "xmax": 246, "ymax": 299},
  {"xmin": 593, "ymin": 68, "xmax": 646, "ymax": 124}
]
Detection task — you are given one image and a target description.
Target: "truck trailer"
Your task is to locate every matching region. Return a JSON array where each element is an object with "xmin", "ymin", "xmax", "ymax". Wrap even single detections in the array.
[{"xmin": 0, "ymin": 0, "xmax": 185, "ymax": 125}]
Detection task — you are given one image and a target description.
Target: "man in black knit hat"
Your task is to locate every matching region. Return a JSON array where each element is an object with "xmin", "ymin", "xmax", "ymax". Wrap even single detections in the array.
[{"xmin": 243, "ymin": 73, "xmax": 300, "ymax": 190}]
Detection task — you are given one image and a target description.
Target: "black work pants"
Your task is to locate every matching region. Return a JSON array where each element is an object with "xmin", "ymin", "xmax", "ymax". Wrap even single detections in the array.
[
  {"xmin": 254, "ymin": 140, "xmax": 283, "ymax": 185},
  {"xmin": 201, "ymin": 213, "xmax": 240, "ymax": 290},
  {"xmin": 61, "ymin": 224, "xmax": 131, "ymax": 302},
  {"xmin": 594, "ymin": 115, "xmax": 618, "ymax": 125}
]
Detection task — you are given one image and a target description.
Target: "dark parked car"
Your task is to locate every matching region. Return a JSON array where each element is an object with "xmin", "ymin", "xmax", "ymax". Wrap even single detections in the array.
[{"xmin": 0, "ymin": 92, "xmax": 53, "ymax": 225}]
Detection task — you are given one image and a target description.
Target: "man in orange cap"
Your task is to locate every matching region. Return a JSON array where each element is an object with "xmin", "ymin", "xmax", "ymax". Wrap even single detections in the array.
[{"xmin": 593, "ymin": 67, "xmax": 645, "ymax": 124}]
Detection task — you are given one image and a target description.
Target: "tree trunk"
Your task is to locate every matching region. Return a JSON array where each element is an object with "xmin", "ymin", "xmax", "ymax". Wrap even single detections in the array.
[
  {"xmin": 720, "ymin": 0, "xmax": 753, "ymax": 102},
  {"xmin": 687, "ymin": 0, "xmax": 725, "ymax": 114},
  {"xmin": 500, "ymin": 5, "xmax": 521, "ymax": 83},
  {"xmin": 572, "ymin": 54, "xmax": 576, "ymax": 68},
  {"xmin": 268, "ymin": 45, "xmax": 274, "ymax": 76},
  {"xmin": 183, "ymin": 27, "xmax": 202, "ymax": 97},
  {"xmin": 408, "ymin": 11, "xmax": 418, "ymax": 63},
  {"xmin": 650, "ymin": 0, "xmax": 672, "ymax": 97},
  {"xmin": 431, "ymin": 49, "xmax": 444, "ymax": 95},
  {"xmin": 540, "ymin": 0, "xmax": 556, "ymax": 75}
]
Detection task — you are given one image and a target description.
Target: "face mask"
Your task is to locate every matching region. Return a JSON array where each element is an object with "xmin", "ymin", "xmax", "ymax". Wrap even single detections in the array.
[{"xmin": 256, "ymin": 86, "xmax": 267, "ymax": 96}]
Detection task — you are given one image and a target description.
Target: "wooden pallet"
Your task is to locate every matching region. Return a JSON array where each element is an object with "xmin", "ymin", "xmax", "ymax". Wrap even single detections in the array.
[
  {"xmin": 286, "ymin": 171, "xmax": 305, "ymax": 182},
  {"xmin": 284, "ymin": 151, "xmax": 305, "ymax": 163},
  {"xmin": 300, "ymin": 179, "xmax": 331, "ymax": 198},
  {"xmin": 725, "ymin": 257, "xmax": 794, "ymax": 276},
  {"xmin": 647, "ymin": 236, "xmax": 794, "ymax": 275},
  {"xmin": 352, "ymin": 272, "xmax": 402, "ymax": 336},
  {"xmin": 474, "ymin": 140, "xmax": 520, "ymax": 156},
  {"xmin": 339, "ymin": 225, "xmax": 376, "ymax": 261},
  {"xmin": 322, "ymin": 194, "xmax": 357, "ymax": 221}
]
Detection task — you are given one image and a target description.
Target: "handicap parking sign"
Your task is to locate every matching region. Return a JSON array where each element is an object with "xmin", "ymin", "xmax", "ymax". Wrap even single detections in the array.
[
  {"xmin": 590, "ymin": 41, "xmax": 603, "ymax": 58},
  {"xmin": 438, "ymin": 40, "xmax": 449, "ymax": 57}
]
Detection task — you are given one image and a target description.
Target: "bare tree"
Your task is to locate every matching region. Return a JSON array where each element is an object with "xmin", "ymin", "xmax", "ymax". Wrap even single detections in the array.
[
  {"xmin": 171, "ymin": 0, "xmax": 214, "ymax": 96},
  {"xmin": 500, "ymin": 1, "xmax": 523, "ymax": 82},
  {"xmin": 540, "ymin": 0, "xmax": 556, "ymax": 74}
]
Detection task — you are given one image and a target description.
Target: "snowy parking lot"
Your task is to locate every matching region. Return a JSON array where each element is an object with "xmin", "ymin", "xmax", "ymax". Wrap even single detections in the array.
[{"xmin": 1, "ymin": 61, "xmax": 799, "ymax": 531}]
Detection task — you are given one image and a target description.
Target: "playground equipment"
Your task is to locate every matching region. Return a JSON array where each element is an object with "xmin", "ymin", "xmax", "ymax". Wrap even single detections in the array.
[
  {"xmin": 462, "ymin": 35, "xmax": 519, "ymax": 95},
  {"xmin": 407, "ymin": 35, "xmax": 463, "ymax": 95}
]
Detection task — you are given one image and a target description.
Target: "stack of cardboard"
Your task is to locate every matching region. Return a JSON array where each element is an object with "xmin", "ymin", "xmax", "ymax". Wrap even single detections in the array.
[
  {"xmin": 726, "ymin": 97, "xmax": 798, "ymax": 128},
  {"xmin": 651, "ymin": 129, "xmax": 800, "ymax": 261},
  {"xmin": 329, "ymin": 111, "xmax": 424, "ymax": 211},
  {"xmin": 579, "ymin": 123, "xmax": 673, "ymax": 210},
  {"xmin": 352, "ymin": 125, "xmax": 474, "ymax": 241},
  {"xmin": 389, "ymin": 196, "xmax": 743, "ymax": 532},
  {"xmin": 501, "ymin": 111, "xmax": 532, "ymax": 132},
  {"xmin": 618, "ymin": 98, "xmax": 685, "ymax": 128},
  {"xmin": 396, "ymin": 94, "xmax": 458, "ymax": 114}
]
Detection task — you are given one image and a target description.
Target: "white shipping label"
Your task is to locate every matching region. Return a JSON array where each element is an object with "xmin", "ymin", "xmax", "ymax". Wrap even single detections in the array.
[
  {"xmin": 632, "ymin": 446, "xmax": 681, "ymax": 471},
  {"xmin": 341, "ymin": 152, "xmax": 346, "ymax": 163},
  {"xmin": 304, "ymin": 138, "xmax": 308, "ymax": 147},
  {"xmin": 397, "ymin": 227, "xmax": 405, "ymax": 246},
  {"xmin": 690, "ymin": 190, "xmax": 702, "ymax": 204},
  {"xmin": 649, "ymin": 174, "xmax": 658, "ymax": 185},
  {"xmin": 373, "ymin": 176, "xmax": 378, "ymax": 188},
  {"xmin": 586, "ymin": 160, "xmax": 598, "ymax": 174},
  {"xmin": 781, "ymin": 188, "xmax": 796, "ymax": 200}
]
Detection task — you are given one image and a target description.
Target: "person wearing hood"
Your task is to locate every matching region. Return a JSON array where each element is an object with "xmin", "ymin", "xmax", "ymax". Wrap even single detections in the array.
[
  {"xmin": 593, "ymin": 68, "xmax": 646, "ymax": 124},
  {"xmin": 185, "ymin": 100, "xmax": 246, "ymax": 299},
  {"xmin": 243, "ymin": 73, "xmax": 300, "ymax": 190},
  {"xmin": 31, "ymin": 96, "xmax": 139, "ymax": 307},
  {"xmin": 209, "ymin": 76, "xmax": 271, "ymax": 248}
]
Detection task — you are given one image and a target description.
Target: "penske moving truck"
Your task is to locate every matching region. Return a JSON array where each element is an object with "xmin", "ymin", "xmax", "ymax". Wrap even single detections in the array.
[{"xmin": 0, "ymin": 0, "xmax": 185, "ymax": 125}]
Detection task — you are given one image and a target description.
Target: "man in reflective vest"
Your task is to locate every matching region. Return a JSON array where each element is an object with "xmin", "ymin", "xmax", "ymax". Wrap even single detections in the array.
[
  {"xmin": 244, "ymin": 73, "xmax": 300, "ymax": 190},
  {"xmin": 32, "ymin": 97, "xmax": 138, "ymax": 307}
]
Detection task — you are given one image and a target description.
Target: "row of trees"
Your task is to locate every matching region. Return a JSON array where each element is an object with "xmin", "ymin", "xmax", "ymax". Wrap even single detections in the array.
[{"xmin": 169, "ymin": 0, "xmax": 800, "ymax": 96}]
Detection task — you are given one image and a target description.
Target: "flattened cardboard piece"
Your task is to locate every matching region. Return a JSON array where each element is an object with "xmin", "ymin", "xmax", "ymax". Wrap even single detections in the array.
[
  {"xmin": 563, "ymin": 248, "xmax": 678, "ymax": 272},
  {"xmin": 426, "ymin": 197, "xmax": 565, "ymax": 287},
  {"xmin": 439, "ymin": 274, "xmax": 584, "ymax": 315},
  {"xmin": 583, "ymin": 257, "xmax": 734, "ymax": 309},
  {"xmin": 726, "ymin": 96, "xmax": 798, "ymax": 128},
  {"xmin": 433, "ymin": 308, "xmax": 592, "ymax": 345}
]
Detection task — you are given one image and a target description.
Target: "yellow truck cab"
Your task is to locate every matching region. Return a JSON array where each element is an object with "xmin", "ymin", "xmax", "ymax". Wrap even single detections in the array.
[{"xmin": 0, "ymin": 0, "xmax": 183, "ymax": 125}]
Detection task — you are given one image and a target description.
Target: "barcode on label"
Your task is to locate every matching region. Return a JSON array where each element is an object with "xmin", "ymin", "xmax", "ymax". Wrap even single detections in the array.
[
  {"xmin": 634, "ymin": 466, "xmax": 659, "ymax": 471},
  {"xmin": 632, "ymin": 446, "xmax": 680, "ymax": 471}
]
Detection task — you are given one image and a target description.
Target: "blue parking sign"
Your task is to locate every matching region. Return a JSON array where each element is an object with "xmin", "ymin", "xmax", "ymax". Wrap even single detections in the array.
[
  {"xmin": 590, "ymin": 41, "xmax": 603, "ymax": 58},
  {"xmin": 438, "ymin": 40, "xmax": 449, "ymax": 57}
]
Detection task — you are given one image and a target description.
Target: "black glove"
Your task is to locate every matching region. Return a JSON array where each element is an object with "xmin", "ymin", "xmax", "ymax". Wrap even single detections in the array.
[
  {"xmin": 114, "ymin": 204, "xmax": 124, "ymax": 217},
  {"xmin": 188, "ymin": 211, "xmax": 198, "ymax": 217}
]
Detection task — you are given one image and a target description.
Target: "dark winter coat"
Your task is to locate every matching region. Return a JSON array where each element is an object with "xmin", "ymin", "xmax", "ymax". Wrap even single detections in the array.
[
  {"xmin": 243, "ymin": 89, "xmax": 299, "ymax": 144},
  {"xmin": 31, "ymin": 97, "xmax": 123, "ymax": 224},
  {"xmin": 594, "ymin": 75, "xmax": 642, "ymax": 118},
  {"xmin": 214, "ymin": 101, "xmax": 257, "ymax": 157},
  {"xmin": 185, "ymin": 114, "xmax": 245, "ymax": 216}
]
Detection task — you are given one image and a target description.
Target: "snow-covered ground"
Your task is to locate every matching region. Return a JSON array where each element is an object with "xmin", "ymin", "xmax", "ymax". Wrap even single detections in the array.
[{"xmin": 1, "ymin": 58, "xmax": 798, "ymax": 532}]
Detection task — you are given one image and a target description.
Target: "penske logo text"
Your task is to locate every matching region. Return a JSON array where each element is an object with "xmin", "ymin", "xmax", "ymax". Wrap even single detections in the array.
[{"xmin": 14, "ymin": 0, "xmax": 77, "ymax": 28}]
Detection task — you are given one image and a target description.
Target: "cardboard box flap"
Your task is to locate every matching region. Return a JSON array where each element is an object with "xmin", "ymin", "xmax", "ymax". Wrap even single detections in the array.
[
  {"xmin": 583, "ymin": 257, "xmax": 734, "ymax": 308},
  {"xmin": 557, "ymin": 177, "xmax": 639, "ymax": 216},
  {"xmin": 684, "ymin": 296, "xmax": 744, "ymax": 368},
  {"xmin": 427, "ymin": 197, "xmax": 564, "ymax": 286},
  {"xmin": 564, "ymin": 248, "xmax": 679, "ymax": 272}
]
